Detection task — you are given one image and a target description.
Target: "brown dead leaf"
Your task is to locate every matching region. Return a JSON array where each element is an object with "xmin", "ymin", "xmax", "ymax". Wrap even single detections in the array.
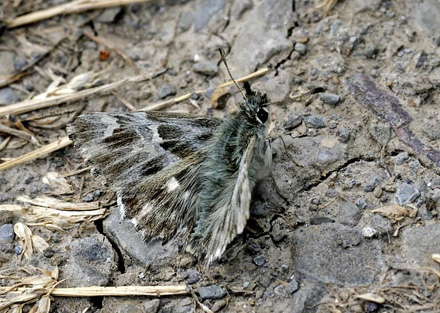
[{"xmin": 371, "ymin": 205, "xmax": 412, "ymax": 222}]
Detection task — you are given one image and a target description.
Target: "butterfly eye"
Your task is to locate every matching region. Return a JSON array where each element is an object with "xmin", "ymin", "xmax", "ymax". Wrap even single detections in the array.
[{"xmin": 256, "ymin": 108, "xmax": 269, "ymax": 124}]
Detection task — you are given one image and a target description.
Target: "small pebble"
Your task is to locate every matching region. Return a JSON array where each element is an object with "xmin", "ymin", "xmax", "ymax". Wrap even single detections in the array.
[
  {"xmin": 320, "ymin": 93, "xmax": 341, "ymax": 106},
  {"xmin": 373, "ymin": 186, "xmax": 382, "ymax": 198},
  {"xmin": 362, "ymin": 227, "xmax": 377, "ymax": 238},
  {"xmin": 284, "ymin": 113, "xmax": 303, "ymax": 130},
  {"xmin": 0, "ymin": 87, "xmax": 18, "ymax": 105},
  {"xmin": 198, "ymin": 285, "xmax": 227, "ymax": 300},
  {"xmin": 254, "ymin": 255, "xmax": 266, "ymax": 266},
  {"xmin": 395, "ymin": 183, "xmax": 420, "ymax": 205},
  {"xmin": 158, "ymin": 83, "xmax": 177, "ymax": 99},
  {"xmin": 193, "ymin": 60, "xmax": 218, "ymax": 76},
  {"xmin": 356, "ymin": 198, "xmax": 367, "ymax": 210},
  {"xmin": 304, "ymin": 115, "xmax": 325, "ymax": 128},
  {"xmin": 337, "ymin": 128, "xmax": 350, "ymax": 143},
  {"xmin": 395, "ymin": 152, "xmax": 409, "ymax": 165},
  {"xmin": 294, "ymin": 42, "xmax": 307, "ymax": 55},
  {"xmin": 0, "ymin": 224, "xmax": 13, "ymax": 240}
]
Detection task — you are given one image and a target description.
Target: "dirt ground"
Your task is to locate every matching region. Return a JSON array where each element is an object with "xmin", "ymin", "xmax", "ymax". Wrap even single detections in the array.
[{"xmin": 1, "ymin": 0, "xmax": 440, "ymax": 312}]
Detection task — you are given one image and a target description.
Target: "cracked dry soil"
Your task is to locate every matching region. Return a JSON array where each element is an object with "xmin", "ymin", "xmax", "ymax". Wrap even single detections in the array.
[{"xmin": 1, "ymin": 0, "xmax": 440, "ymax": 312}]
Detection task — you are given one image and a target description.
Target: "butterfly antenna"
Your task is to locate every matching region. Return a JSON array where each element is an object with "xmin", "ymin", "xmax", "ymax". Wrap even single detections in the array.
[{"xmin": 218, "ymin": 48, "xmax": 246, "ymax": 100}]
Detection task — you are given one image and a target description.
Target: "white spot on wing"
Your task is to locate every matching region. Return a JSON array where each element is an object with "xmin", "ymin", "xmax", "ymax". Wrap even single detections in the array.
[
  {"xmin": 117, "ymin": 196, "xmax": 125, "ymax": 219},
  {"xmin": 148, "ymin": 125, "xmax": 163, "ymax": 143},
  {"xmin": 183, "ymin": 191, "xmax": 191, "ymax": 200},
  {"xmin": 130, "ymin": 217, "xmax": 138, "ymax": 227},
  {"xmin": 166, "ymin": 177, "xmax": 180, "ymax": 192},
  {"xmin": 138, "ymin": 202, "xmax": 154, "ymax": 219},
  {"xmin": 101, "ymin": 115, "xmax": 120, "ymax": 138}
]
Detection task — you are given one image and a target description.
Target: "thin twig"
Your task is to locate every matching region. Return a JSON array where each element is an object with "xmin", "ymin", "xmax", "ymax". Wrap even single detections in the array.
[
  {"xmin": 5, "ymin": 0, "xmax": 152, "ymax": 28},
  {"xmin": 0, "ymin": 136, "xmax": 72, "ymax": 171}
]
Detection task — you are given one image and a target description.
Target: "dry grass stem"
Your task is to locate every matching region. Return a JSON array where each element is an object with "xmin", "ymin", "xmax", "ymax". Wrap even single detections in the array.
[
  {"xmin": 5, "ymin": 0, "xmax": 152, "ymax": 28},
  {"xmin": 0, "ymin": 124, "xmax": 40, "ymax": 145},
  {"xmin": 139, "ymin": 67, "xmax": 270, "ymax": 111},
  {"xmin": 0, "ymin": 136, "xmax": 72, "ymax": 171},
  {"xmin": 1, "ymin": 286, "xmax": 188, "ymax": 298},
  {"xmin": 0, "ymin": 71, "xmax": 155, "ymax": 118},
  {"xmin": 17, "ymin": 195, "xmax": 100, "ymax": 211}
]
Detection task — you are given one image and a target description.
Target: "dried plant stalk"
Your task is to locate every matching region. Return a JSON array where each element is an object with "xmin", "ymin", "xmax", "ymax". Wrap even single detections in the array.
[
  {"xmin": 6, "ymin": 0, "xmax": 152, "ymax": 28},
  {"xmin": 1, "ymin": 285, "xmax": 188, "ymax": 297},
  {"xmin": 0, "ymin": 136, "xmax": 72, "ymax": 171},
  {"xmin": 17, "ymin": 196, "xmax": 99, "ymax": 211}
]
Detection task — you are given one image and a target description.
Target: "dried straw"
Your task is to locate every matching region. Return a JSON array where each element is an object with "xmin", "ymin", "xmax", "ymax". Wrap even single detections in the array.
[
  {"xmin": 6, "ymin": 0, "xmax": 152, "ymax": 28},
  {"xmin": 0, "ymin": 136, "xmax": 72, "ymax": 171}
]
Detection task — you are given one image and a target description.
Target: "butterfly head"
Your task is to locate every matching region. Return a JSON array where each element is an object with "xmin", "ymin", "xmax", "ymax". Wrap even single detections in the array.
[{"xmin": 240, "ymin": 82, "xmax": 270, "ymax": 125}]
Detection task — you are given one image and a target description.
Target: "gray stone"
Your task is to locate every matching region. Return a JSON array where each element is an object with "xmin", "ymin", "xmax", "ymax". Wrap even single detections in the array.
[
  {"xmin": 63, "ymin": 236, "xmax": 115, "ymax": 287},
  {"xmin": 158, "ymin": 83, "xmax": 177, "ymax": 99},
  {"xmin": 320, "ymin": 93, "xmax": 341, "ymax": 106},
  {"xmin": 292, "ymin": 223, "xmax": 385, "ymax": 285},
  {"xmin": 143, "ymin": 299, "xmax": 160, "ymax": 313},
  {"xmin": 284, "ymin": 113, "xmax": 303, "ymax": 130},
  {"xmin": 182, "ymin": 269, "xmax": 200, "ymax": 284},
  {"xmin": 254, "ymin": 254, "xmax": 266, "ymax": 266},
  {"xmin": 304, "ymin": 115, "xmax": 325, "ymax": 128},
  {"xmin": 294, "ymin": 42, "xmax": 307, "ymax": 55},
  {"xmin": 325, "ymin": 189, "xmax": 340, "ymax": 198},
  {"xmin": 352, "ymin": 0, "xmax": 382, "ymax": 12},
  {"xmin": 403, "ymin": 224, "xmax": 440, "ymax": 266},
  {"xmin": 412, "ymin": 0, "xmax": 440, "ymax": 39},
  {"xmin": 395, "ymin": 183, "xmax": 420, "ymax": 205},
  {"xmin": 432, "ymin": 189, "xmax": 440, "ymax": 203},
  {"xmin": 176, "ymin": 298, "xmax": 194, "ymax": 313},
  {"xmin": 193, "ymin": 0, "xmax": 228, "ymax": 31},
  {"xmin": 368, "ymin": 122, "xmax": 391, "ymax": 145},
  {"xmin": 0, "ymin": 51, "xmax": 16, "ymax": 75},
  {"xmin": 356, "ymin": 198, "xmax": 367, "ymax": 210},
  {"xmin": 395, "ymin": 152, "xmax": 409, "ymax": 165},
  {"xmin": 198, "ymin": 285, "xmax": 227, "ymax": 300},
  {"xmin": 368, "ymin": 215, "xmax": 392, "ymax": 236},
  {"xmin": 103, "ymin": 209, "xmax": 178, "ymax": 265},
  {"xmin": 338, "ymin": 201, "xmax": 361, "ymax": 227},
  {"xmin": 193, "ymin": 60, "xmax": 218, "ymax": 76},
  {"xmin": 288, "ymin": 276, "xmax": 299, "ymax": 293},
  {"xmin": 265, "ymin": 74, "xmax": 292, "ymax": 102},
  {"xmin": 361, "ymin": 227, "xmax": 377, "ymax": 238},
  {"xmin": 0, "ymin": 224, "xmax": 13, "ymax": 240},
  {"xmin": 409, "ymin": 160, "xmax": 420, "ymax": 172},
  {"xmin": 317, "ymin": 149, "xmax": 339, "ymax": 166},
  {"xmin": 97, "ymin": 7, "xmax": 121, "ymax": 23},
  {"xmin": 14, "ymin": 56, "xmax": 28, "ymax": 71},
  {"xmin": 178, "ymin": 11, "xmax": 192, "ymax": 32},
  {"xmin": 0, "ymin": 88, "xmax": 18, "ymax": 105},
  {"xmin": 229, "ymin": 26, "xmax": 290, "ymax": 76},
  {"xmin": 337, "ymin": 128, "xmax": 350, "ymax": 143}
]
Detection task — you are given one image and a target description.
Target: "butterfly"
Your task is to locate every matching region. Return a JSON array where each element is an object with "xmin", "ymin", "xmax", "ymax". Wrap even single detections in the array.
[{"xmin": 67, "ymin": 56, "xmax": 272, "ymax": 266}]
